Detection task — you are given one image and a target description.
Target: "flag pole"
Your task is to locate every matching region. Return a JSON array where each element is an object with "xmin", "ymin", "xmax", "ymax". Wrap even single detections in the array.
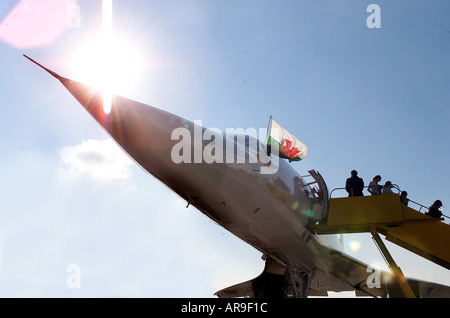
[{"xmin": 265, "ymin": 115, "xmax": 273, "ymax": 146}]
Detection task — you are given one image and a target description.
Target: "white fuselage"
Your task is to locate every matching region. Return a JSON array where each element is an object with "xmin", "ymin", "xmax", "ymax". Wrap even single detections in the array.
[{"xmin": 58, "ymin": 80, "xmax": 344, "ymax": 278}]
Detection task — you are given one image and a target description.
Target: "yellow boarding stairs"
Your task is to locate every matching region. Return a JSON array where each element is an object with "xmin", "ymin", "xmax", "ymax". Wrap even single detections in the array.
[{"xmin": 309, "ymin": 193, "xmax": 450, "ymax": 298}]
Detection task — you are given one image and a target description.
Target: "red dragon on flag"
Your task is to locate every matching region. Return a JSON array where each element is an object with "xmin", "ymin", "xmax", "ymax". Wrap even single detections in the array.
[
  {"xmin": 267, "ymin": 118, "xmax": 308, "ymax": 162},
  {"xmin": 280, "ymin": 138, "xmax": 302, "ymax": 160}
]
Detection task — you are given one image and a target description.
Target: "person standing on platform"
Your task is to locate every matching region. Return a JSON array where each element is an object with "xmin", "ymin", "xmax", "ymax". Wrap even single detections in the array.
[
  {"xmin": 400, "ymin": 191, "xmax": 409, "ymax": 206},
  {"xmin": 381, "ymin": 181, "xmax": 394, "ymax": 194},
  {"xmin": 345, "ymin": 170, "xmax": 364, "ymax": 197},
  {"xmin": 368, "ymin": 175, "xmax": 382, "ymax": 195},
  {"xmin": 428, "ymin": 200, "xmax": 443, "ymax": 218}
]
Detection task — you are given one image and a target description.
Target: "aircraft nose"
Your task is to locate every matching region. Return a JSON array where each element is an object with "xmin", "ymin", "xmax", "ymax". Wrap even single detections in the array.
[
  {"xmin": 60, "ymin": 78, "xmax": 198, "ymax": 184},
  {"xmin": 24, "ymin": 55, "xmax": 203, "ymax": 200}
]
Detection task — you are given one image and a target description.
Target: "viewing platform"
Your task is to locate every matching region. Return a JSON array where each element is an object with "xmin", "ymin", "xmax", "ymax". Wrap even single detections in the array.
[{"xmin": 308, "ymin": 193, "xmax": 450, "ymax": 298}]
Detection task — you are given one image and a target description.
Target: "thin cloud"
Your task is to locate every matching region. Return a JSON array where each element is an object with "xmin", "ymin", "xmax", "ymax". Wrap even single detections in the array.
[{"xmin": 58, "ymin": 139, "xmax": 133, "ymax": 181}]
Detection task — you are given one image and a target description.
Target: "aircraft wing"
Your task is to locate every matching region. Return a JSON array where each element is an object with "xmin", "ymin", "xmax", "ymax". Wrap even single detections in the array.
[
  {"xmin": 323, "ymin": 247, "xmax": 450, "ymax": 297},
  {"xmin": 216, "ymin": 247, "xmax": 450, "ymax": 298}
]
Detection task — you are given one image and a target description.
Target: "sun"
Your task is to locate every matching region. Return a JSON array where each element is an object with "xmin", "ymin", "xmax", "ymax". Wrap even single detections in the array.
[
  {"xmin": 70, "ymin": 34, "xmax": 144, "ymax": 113},
  {"xmin": 70, "ymin": 0, "xmax": 143, "ymax": 113}
]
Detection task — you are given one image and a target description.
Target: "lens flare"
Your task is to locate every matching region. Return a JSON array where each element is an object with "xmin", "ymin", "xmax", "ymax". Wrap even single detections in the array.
[
  {"xmin": 70, "ymin": 0, "xmax": 143, "ymax": 114},
  {"xmin": 101, "ymin": 0, "xmax": 113, "ymax": 113},
  {"xmin": 349, "ymin": 240, "xmax": 362, "ymax": 252},
  {"xmin": 0, "ymin": 0, "xmax": 76, "ymax": 49}
]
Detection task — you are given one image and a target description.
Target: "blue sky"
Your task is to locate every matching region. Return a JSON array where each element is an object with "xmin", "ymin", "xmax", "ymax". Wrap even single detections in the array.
[{"xmin": 0, "ymin": 0, "xmax": 449, "ymax": 297}]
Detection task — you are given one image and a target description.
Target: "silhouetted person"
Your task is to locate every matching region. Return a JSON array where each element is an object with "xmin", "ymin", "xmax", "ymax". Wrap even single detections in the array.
[
  {"xmin": 428, "ymin": 200, "xmax": 443, "ymax": 218},
  {"xmin": 345, "ymin": 170, "xmax": 364, "ymax": 197},
  {"xmin": 381, "ymin": 181, "xmax": 394, "ymax": 194},
  {"xmin": 400, "ymin": 191, "xmax": 409, "ymax": 206},
  {"xmin": 368, "ymin": 175, "xmax": 382, "ymax": 195}
]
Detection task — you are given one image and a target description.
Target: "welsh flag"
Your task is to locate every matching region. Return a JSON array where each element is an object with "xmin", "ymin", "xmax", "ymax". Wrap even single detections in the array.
[{"xmin": 267, "ymin": 118, "xmax": 308, "ymax": 162}]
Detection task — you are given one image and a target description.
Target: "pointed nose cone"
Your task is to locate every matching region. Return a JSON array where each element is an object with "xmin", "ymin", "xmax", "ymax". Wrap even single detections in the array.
[
  {"xmin": 63, "ymin": 77, "xmax": 194, "ymax": 185},
  {"xmin": 24, "ymin": 55, "xmax": 196, "ymax": 190}
]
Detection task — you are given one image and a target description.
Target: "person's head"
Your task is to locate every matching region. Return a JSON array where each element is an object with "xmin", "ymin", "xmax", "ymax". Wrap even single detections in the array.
[
  {"xmin": 373, "ymin": 175, "xmax": 381, "ymax": 182},
  {"xmin": 351, "ymin": 170, "xmax": 358, "ymax": 177},
  {"xmin": 401, "ymin": 191, "xmax": 408, "ymax": 197},
  {"xmin": 385, "ymin": 181, "xmax": 392, "ymax": 187},
  {"xmin": 432, "ymin": 200, "xmax": 443, "ymax": 208}
]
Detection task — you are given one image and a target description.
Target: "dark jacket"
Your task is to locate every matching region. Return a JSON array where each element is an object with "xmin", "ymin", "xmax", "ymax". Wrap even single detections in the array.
[
  {"xmin": 428, "ymin": 206, "xmax": 443, "ymax": 218},
  {"xmin": 346, "ymin": 176, "xmax": 364, "ymax": 197}
]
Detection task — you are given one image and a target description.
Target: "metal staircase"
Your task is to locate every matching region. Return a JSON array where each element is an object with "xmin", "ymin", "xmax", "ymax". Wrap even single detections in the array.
[{"xmin": 309, "ymin": 194, "xmax": 450, "ymax": 298}]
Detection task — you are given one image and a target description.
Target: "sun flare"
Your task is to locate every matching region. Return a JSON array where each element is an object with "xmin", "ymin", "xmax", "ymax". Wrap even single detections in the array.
[
  {"xmin": 71, "ymin": 36, "xmax": 143, "ymax": 112},
  {"xmin": 70, "ymin": 0, "xmax": 143, "ymax": 113}
]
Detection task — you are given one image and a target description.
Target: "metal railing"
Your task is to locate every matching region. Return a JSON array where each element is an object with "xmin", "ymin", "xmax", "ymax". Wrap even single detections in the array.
[
  {"xmin": 330, "ymin": 185, "xmax": 449, "ymax": 220},
  {"xmin": 330, "ymin": 185, "xmax": 402, "ymax": 197}
]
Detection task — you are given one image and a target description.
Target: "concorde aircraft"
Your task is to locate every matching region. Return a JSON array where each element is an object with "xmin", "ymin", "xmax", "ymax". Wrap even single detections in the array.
[{"xmin": 24, "ymin": 55, "xmax": 450, "ymax": 298}]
